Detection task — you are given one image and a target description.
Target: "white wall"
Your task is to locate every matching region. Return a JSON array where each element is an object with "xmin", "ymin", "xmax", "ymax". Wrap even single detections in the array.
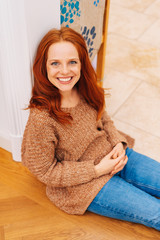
[
  {"xmin": 25, "ymin": 0, "xmax": 60, "ymax": 65},
  {"xmin": 0, "ymin": 0, "xmax": 60, "ymax": 161},
  {"xmin": 0, "ymin": 69, "xmax": 11, "ymax": 151}
]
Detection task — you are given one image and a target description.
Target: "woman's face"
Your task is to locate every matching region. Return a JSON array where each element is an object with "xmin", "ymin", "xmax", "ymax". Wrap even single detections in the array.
[{"xmin": 46, "ymin": 41, "xmax": 81, "ymax": 95}]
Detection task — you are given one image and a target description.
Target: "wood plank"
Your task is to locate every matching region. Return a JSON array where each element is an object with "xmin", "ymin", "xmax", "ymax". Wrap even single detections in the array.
[
  {"xmin": 0, "ymin": 182, "xmax": 21, "ymax": 200},
  {"xmin": 0, "ymin": 196, "xmax": 51, "ymax": 225},
  {"xmin": 0, "ymin": 226, "xmax": 5, "ymax": 240},
  {"xmin": 5, "ymin": 216, "xmax": 106, "ymax": 240}
]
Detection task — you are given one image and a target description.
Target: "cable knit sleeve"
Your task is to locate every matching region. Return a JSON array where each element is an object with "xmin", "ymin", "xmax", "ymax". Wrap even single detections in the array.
[
  {"xmin": 21, "ymin": 109, "xmax": 97, "ymax": 188},
  {"xmin": 101, "ymin": 111, "xmax": 128, "ymax": 148}
]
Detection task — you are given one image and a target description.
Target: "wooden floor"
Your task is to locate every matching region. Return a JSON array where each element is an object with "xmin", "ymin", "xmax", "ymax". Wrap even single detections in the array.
[{"xmin": 0, "ymin": 148, "xmax": 160, "ymax": 240}]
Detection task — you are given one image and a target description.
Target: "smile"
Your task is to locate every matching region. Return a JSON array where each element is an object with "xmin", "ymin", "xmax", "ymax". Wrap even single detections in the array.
[{"xmin": 57, "ymin": 77, "xmax": 73, "ymax": 83}]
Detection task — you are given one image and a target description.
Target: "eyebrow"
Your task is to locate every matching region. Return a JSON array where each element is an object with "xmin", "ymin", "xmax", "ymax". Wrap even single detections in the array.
[{"xmin": 48, "ymin": 58, "xmax": 80, "ymax": 62}]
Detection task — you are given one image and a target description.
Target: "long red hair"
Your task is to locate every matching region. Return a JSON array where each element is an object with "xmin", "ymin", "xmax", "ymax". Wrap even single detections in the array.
[{"xmin": 29, "ymin": 27, "xmax": 105, "ymax": 124}]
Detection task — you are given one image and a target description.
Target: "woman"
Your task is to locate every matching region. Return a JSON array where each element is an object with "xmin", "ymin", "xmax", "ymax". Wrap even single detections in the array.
[{"xmin": 21, "ymin": 27, "xmax": 160, "ymax": 231}]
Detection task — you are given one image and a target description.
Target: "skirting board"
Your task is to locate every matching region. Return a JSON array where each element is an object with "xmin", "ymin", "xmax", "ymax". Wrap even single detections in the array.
[
  {"xmin": 0, "ymin": 132, "xmax": 22, "ymax": 162},
  {"xmin": 0, "ymin": 133, "xmax": 12, "ymax": 153}
]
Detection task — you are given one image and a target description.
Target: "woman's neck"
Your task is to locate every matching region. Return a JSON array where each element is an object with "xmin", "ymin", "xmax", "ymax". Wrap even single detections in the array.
[{"xmin": 60, "ymin": 89, "xmax": 80, "ymax": 108}]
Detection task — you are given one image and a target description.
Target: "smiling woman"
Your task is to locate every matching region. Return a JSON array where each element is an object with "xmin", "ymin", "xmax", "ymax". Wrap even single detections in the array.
[{"xmin": 22, "ymin": 27, "xmax": 160, "ymax": 231}]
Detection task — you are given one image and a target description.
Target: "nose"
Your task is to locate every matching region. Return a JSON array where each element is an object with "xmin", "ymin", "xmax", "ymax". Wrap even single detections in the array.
[{"xmin": 60, "ymin": 63, "xmax": 69, "ymax": 75}]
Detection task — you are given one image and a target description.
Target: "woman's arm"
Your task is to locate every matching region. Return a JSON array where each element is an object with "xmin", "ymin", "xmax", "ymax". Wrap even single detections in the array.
[
  {"xmin": 100, "ymin": 111, "xmax": 128, "ymax": 175},
  {"xmin": 21, "ymin": 110, "xmax": 97, "ymax": 188},
  {"xmin": 101, "ymin": 111, "xmax": 128, "ymax": 149}
]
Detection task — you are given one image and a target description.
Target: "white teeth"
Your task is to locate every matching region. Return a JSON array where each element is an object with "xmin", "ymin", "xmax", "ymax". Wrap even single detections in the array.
[{"xmin": 58, "ymin": 77, "xmax": 72, "ymax": 82}]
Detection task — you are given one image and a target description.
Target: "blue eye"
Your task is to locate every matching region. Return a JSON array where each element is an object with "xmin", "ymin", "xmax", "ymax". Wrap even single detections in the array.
[
  {"xmin": 51, "ymin": 62, "xmax": 59, "ymax": 66},
  {"xmin": 70, "ymin": 60, "xmax": 77, "ymax": 64}
]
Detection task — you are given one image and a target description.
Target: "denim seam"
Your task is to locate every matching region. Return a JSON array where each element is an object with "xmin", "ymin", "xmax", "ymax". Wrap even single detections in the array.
[
  {"xmin": 126, "ymin": 179, "xmax": 160, "ymax": 192},
  {"xmin": 91, "ymin": 201, "xmax": 160, "ymax": 227},
  {"xmin": 121, "ymin": 150, "xmax": 136, "ymax": 179}
]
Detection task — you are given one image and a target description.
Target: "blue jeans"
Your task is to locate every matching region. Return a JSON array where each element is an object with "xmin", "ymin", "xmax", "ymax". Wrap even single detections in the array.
[{"xmin": 87, "ymin": 148, "xmax": 160, "ymax": 231}]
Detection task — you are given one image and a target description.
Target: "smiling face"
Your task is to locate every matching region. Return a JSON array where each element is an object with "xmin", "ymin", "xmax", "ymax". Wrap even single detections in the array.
[{"xmin": 46, "ymin": 41, "xmax": 81, "ymax": 96}]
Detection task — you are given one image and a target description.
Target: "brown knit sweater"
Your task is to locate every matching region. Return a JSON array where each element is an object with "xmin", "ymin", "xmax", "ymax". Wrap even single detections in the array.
[{"xmin": 21, "ymin": 97, "xmax": 127, "ymax": 215}]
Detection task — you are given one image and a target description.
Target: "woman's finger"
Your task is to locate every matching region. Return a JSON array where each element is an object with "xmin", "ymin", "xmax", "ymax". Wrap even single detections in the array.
[
  {"xmin": 117, "ymin": 155, "xmax": 128, "ymax": 169},
  {"xmin": 112, "ymin": 152, "xmax": 118, "ymax": 159},
  {"xmin": 110, "ymin": 156, "xmax": 128, "ymax": 175}
]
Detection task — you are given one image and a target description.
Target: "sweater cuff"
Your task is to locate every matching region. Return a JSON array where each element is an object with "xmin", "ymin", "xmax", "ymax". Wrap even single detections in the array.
[
  {"xmin": 110, "ymin": 134, "xmax": 128, "ymax": 149},
  {"xmin": 85, "ymin": 160, "xmax": 97, "ymax": 180}
]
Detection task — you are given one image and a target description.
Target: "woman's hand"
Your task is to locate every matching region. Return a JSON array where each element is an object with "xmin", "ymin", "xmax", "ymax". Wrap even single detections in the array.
[
  {"xmin": 95, "ymin": 148, "xmax": 126, "ymax": 177},
  {"xmin": 110, "ymin": 142, "xmax": 128, "ymax": 176},
  {"xmin": 112, "ymin": 142, "xmax": 124, "ymax": 159},
  {"xmin": 109, "ymin": 154, "xmax": 128, "ymax": 176}
]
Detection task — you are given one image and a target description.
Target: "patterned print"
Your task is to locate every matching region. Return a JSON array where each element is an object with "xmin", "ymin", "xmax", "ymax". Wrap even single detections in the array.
[
  {"xmin": 81, "ymin": 26, "xmax": 96, "ymax": 58},
  {"xmin": 60, "ymin": 0, "xmax": 81, "ymax": 27},
  {"xmin": 60, "ymin": 0, "xmax": 105, "ymax": 60},
  {"xmin": 94, "ymin": 0, "xmax": 100, "ymax": 7}
]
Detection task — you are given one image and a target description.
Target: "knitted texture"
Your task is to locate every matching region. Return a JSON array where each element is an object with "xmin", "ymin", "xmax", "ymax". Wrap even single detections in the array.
[{"xmin": 21, "ymin": 97, "xmax": 127, "ymax": 215}]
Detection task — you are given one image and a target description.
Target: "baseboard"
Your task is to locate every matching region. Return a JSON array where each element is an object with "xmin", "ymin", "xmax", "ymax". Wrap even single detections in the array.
[
  {"xmin": 10, "ymin": 135, "xmax": 23, "ymax": 162},
  {"xmin": 0, "ymin": 132, "xmax": 22, "ymax": 162},
  {"xmin": 0, "ymin": 133, "xmax": 12, "ymax": 153}
]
